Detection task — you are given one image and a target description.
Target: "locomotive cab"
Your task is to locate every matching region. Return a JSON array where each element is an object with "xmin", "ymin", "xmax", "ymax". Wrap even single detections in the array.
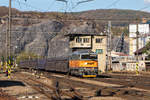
[{"xmin": 69, "ymin": 51, "xmax": 98, "ymax": 77}]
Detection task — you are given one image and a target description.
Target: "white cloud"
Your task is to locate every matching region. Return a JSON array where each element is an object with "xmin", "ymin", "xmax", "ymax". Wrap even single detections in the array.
[{"xmin": 144, "ymin": 0, "xmax": 150, "ymax": 3}]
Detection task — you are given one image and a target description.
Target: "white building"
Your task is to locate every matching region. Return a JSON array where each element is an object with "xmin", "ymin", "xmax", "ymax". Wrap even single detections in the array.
[{"xmin": 129, "ymin": 24, "xmax": 150, "ymax": 55}]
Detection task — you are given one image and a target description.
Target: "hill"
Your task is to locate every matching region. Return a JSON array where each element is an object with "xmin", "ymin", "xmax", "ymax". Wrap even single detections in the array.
[
  {"xmin": 76, "ymin": 9, "xmax": 150, "ymax": 20},
  {"xmin": 1, "ymin": 6, "xmax": 150, "ymax": 24},
  {"xmin": 0, "ymin": 6, "xmax": 20, "ymax": 17}
]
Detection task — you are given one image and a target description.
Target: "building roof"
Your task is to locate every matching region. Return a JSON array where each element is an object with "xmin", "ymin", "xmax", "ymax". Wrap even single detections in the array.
[
  {"xmin": 134, "ymin": 46, "xmax": 150, "ymax": 55},
  {"xmin": 65, "ymin": 32, "xmax": 107, "ymax": 36},
  {"xmin": 111, "ymin": 51, "xmax": 129, "ymax": 57}
]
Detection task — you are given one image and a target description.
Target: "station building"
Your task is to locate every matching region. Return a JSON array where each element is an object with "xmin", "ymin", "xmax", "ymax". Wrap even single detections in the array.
[{"xmin": 65, "ymin": 32, "xmax": 107, "ymax": 73}]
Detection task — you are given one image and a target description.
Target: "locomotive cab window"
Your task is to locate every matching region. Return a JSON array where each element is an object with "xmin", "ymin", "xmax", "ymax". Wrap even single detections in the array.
[
  {"xmin": 81, "ymin": 54, "xmax": 97, "ymax": 60},
  {"xmin": 70, "ymin": 54, "xmax": 80, "ymax": 60}
]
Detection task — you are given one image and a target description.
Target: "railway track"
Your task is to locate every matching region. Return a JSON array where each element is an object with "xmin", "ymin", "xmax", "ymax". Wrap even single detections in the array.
[
  {"xmin": 90, "ymin": 73, "xmax": 150, "ymax": 91},
  {"xmin": 0, "ymin": 89, "xmax": 17, "ymax": 100},
  {"xmin": 45, "ymin": 72, "xmax": 150, "ymax": 100},
  {"xmin": 14, "ymin": 72, "xmax": 86, "ymax": 100},
  {"xmin": 20, "ymin": 68, "xmax": 150, "ymax": 91},
  {"xmin": 16, "ymin": 69, "xmax": 150, "ymax": 100}
]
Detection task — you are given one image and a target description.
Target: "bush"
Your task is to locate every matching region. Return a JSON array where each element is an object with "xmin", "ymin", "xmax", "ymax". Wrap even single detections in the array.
[{"xmin": 16, "ymin": 52, "xmax": 39, "ymax": 63}]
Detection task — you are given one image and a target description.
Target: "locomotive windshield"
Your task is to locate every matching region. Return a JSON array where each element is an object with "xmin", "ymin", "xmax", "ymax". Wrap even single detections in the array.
[
  {"xmin": 70, "ymin": 54, "xmax": 80, "ymax": 60},
  {"xmin": 81, "ymin": 54, "xmax": 97, "ymax": 60}
]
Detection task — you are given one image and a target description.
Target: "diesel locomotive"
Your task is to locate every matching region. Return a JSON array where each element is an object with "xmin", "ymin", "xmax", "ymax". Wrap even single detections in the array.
[
  {"xmin": 19, "ymin": 51, "xmax": 98, "ymax": 77},
  {"xmin": 69, "ymin": 51, "xmax": 98, "ymax": 77}
]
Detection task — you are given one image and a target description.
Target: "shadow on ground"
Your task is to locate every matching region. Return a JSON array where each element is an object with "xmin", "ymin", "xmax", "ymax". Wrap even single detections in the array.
[
  {"xmin": 97, "ymin": 75, "xmax": 112, "ymax": 78},
  {"xmin": 0, "ymin": 80, "xmax": 25, "ymax": 87}
]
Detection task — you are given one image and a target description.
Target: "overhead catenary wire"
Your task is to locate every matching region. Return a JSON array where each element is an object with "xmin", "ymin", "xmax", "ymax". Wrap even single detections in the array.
[
  {"xmin": 55, "ymin": 0, "xmax": 68, "ymax": 12},
  {"xmin": 16, "ymin": 0, "xmax": 22, "ymax": 9},
  {"xmin": 7, "ymin": 0, "xmax": 149, "ymax": 14},
  {"xmin": 1, "ymin": 31, "xmax": 67, "ymax": 34},
  {"xmin": 56, "ymin": 0, "xmax": 68, "ymax": 4},
  {"xmin": 70, "ymin": 0, "xmax": 95, "ymax": 19},
  {"xmin": 1, "ymin": 31, "xmax": 107, "ymax": 36},
  {"xmin": 106, "ymin": 0, "xmax": 121, "ymax": 8},
  {"xmin": 1, "ymin": 17, "xmax": 144, "ymax": 22},
  {"xmin": 55, "ymin": 0, "xmax": 95, "ymax": 20},
  {"xmin": 71, "ymin": 0, "xmax": 94, "ymax": 10},
  {"xmin": 46, "ymin": 0, "xmax": 56, "ymax": 12},
  {"xmin": 76, "ymin": 0, "xmax": 94, "ymax": 5},
  {"xmin": 3, "ymin": 0, "xmax": 146, "ymax": 22},
  {"xmin": 13, "ymin": 0, "xmax": 46, "ymax": 12},
  {"xmin": 139, "ymin": 5, "xmax": 150, "ymax": 11}
]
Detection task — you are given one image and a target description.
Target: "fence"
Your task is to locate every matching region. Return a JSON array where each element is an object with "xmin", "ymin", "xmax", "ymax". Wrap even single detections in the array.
[{"xmin": 112, "ymin": 61, "xmax": 147, "ymax": 72}]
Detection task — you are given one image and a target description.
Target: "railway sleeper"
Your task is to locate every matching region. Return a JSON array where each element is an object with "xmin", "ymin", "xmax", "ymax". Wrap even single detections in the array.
[
  {"xmin": 20, "ymin": 71, "xmax": 85, "ymax": 99},
  {"xmin": 54, "ymin": 81, "xmax": 84, "ymax": 100}
]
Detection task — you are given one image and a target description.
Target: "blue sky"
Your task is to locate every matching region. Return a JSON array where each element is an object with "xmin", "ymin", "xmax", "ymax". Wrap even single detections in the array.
[{"xmin": 1, "ymin": 0, "xmax": 150, "ymax": 12}]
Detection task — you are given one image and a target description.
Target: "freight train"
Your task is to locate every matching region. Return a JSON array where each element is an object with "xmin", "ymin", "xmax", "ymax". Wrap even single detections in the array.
[{"xmin": 19, "ymin": 51, "xmax": 98, "ymax": 77}]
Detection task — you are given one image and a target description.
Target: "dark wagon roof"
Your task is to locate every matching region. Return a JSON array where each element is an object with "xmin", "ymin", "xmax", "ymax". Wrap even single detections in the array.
[{"xmin": 72, "ymin": 50, "xmax": 97, "ymax": 55}]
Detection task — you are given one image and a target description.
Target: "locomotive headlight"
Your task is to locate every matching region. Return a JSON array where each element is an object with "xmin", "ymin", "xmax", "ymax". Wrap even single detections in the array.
[{"xmin": 84, "ymin": 62, "xmax": 88, "ymax": 65}]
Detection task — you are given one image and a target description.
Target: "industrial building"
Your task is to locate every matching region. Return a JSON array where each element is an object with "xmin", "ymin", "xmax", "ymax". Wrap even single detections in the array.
[
  {"xmin": 129, "ymin": 24, "xmax": 150, "ymax": 55},
  {"xmin": 111, "ymin": 23, "xmax": 150, "ymax": 72}
]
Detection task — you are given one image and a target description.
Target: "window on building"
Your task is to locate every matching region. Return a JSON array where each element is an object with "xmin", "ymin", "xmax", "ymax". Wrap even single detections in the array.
[
  {"xmin": 96, "ymin": 49, "xmax": 103, "ymax": 54},
  {"xmin": 76, "ymin": 38, "xmax": 82, "ymax": 43},
  {"xmin": 83, "ymin": 38, "xmax": 90, "ymax": 43},
  {"xmin": 96, "ymin": 38, "xmax": 103, "ymax": 43}
]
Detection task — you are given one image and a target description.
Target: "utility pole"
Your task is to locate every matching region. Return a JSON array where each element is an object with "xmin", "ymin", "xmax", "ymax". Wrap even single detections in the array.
[
  {"xmin": 136, "ymin": 23, "xmax": 139, "ymax": 75},
  {"xmin": 6, "ymin": 18, "xmax": 8, "ymax": 60},
  {"xmin": 6, "ymin": 0, "xmax": 12, "ymax": 60},
  {"xmin": 136, "ymin": 24, "xmax": 139, "ymax": 61},
  {"xmin": 107, "ymin": 21, "xmax": 112, "ymax": 71},
  {"xmin": 8, "ymin": 0, "xmax": 12, "ymax": 57}
]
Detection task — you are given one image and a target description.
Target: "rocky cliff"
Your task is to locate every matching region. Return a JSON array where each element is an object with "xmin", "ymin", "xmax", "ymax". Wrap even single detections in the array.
[{"xmin": 0, "ymin": 19, "xmax": 110, "ymax": 58}]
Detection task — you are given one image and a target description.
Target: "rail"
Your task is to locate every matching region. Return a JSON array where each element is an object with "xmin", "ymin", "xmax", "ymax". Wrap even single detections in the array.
[{"xmin": 17, "ymin": 72, "xmax": 85, "ymax": 100}]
